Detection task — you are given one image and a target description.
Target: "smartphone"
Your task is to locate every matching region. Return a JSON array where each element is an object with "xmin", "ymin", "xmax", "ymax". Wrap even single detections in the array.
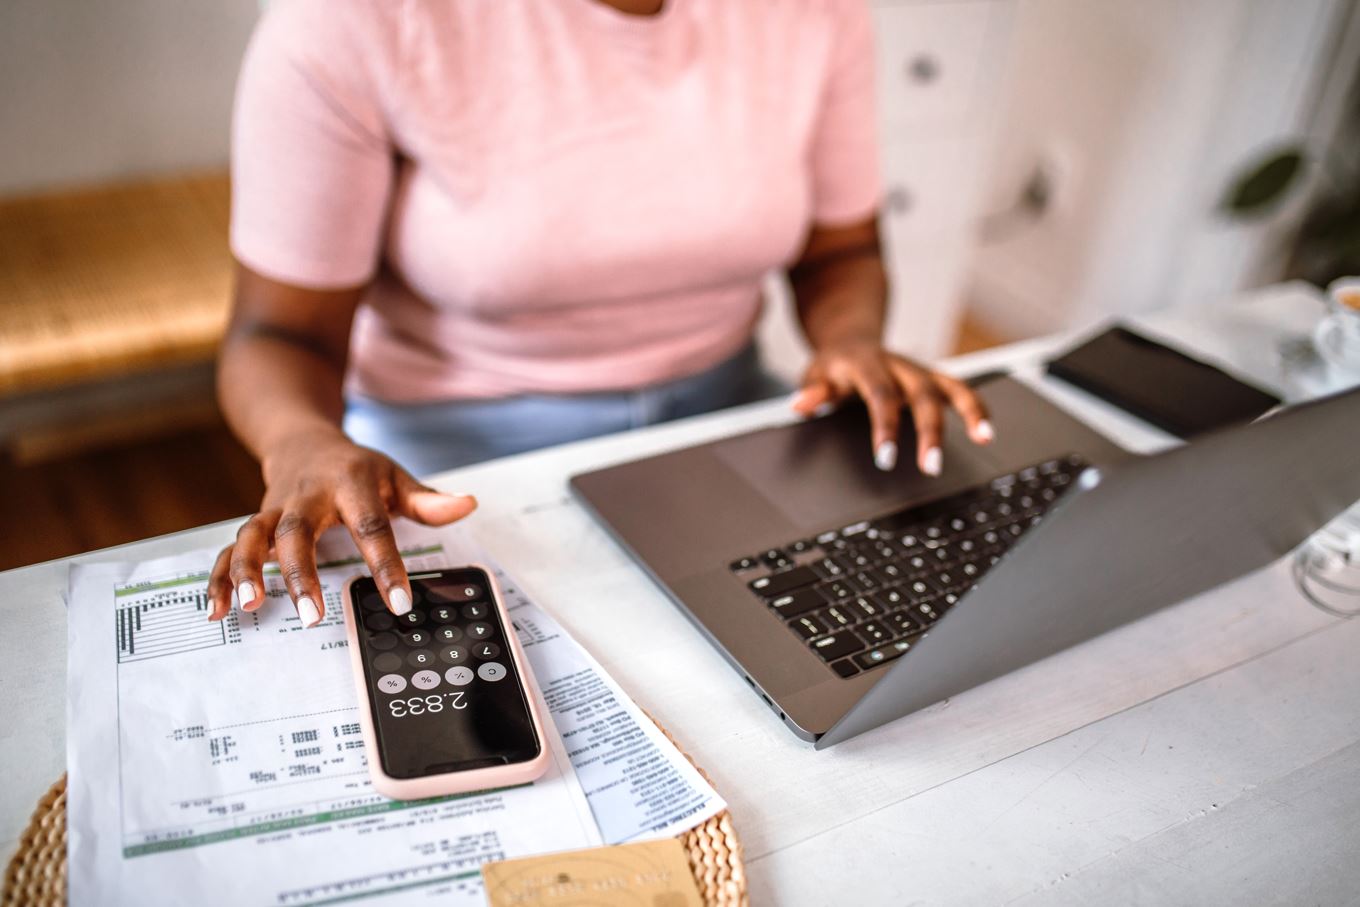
[
  {"xmin": 343, "ymin": 567, "xmax": 549, "ymax": 800},
  {"xmin": 1046, "ymin": 325, "xmax": 1282, "ymax": 439}
]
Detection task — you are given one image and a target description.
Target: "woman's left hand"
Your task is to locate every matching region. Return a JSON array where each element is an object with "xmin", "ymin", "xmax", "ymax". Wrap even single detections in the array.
[{"xmin": 790, "ymin": 339, "xmax": 994, "ymax": 475}]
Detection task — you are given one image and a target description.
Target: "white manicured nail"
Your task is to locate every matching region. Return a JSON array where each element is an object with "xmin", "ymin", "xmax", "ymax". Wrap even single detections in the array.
[
  {"xmin": 296, "ymin": 596, "xmax": 321, "ymax": 627},
  {"xmin": 812, "ymin": 402, "xmax": 836, "ymax": 418},
  {"xmin": 875, "ymin": 441, "xmax": 898, "ymax": 472},
  {"xmin": 922, "ymin": 447, "xmax": 943, "ymax": 477},
  {"xmin": 236, "ymin": 581, "xmax": 256, "ymax": 610},
  {"xmin": 390, "ymin": 587, "xmax": 412, "ymax": 616},
  {"xmin": 975, "ymin": 420, "xmax": 995, "ymax": 442}
]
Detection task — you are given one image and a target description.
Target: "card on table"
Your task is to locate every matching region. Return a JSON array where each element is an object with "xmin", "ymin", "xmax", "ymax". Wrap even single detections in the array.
[{"xmin": 482, "ymin": 838, "xmax": 705, "ymax": 907}]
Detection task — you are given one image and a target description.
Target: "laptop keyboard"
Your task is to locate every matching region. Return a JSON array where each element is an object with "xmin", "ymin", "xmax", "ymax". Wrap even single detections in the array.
[{"xmin": 729, "ymin": 454, "xmax": 1089, "ymax": 679}]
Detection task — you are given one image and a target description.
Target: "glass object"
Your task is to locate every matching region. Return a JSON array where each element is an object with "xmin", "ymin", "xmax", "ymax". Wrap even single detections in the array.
[
  {"xmin": 1313, "ymin": 277, "xmax": 1360, "ymax": 376},
  {"xmin": 1293, "ymin": 501, "xmax": 1360, "ymax": 618}
]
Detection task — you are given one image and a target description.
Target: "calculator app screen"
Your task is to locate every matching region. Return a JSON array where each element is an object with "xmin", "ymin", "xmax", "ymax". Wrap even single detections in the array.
[{"xmin": 350, "ymin": 570, "xmax": 540, "ymax": 779}]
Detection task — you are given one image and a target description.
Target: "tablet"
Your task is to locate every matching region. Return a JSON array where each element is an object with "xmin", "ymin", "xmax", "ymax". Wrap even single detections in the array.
[{"xmin": 1046, "ymin": 325, "xmax": 1282, "ymax": 439}]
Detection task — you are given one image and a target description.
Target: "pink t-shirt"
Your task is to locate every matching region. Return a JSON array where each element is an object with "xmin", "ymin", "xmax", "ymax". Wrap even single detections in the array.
[{"xmin": 231, "ymin": 0, "xmax": 880, "ymax": 401}]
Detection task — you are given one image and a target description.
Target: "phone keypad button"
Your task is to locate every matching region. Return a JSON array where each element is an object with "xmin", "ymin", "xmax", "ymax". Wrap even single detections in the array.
[
  {"xmin": 361, "ymin": 593, "xmax": 387, "ymax": 612},
  {"xmin": 445, "ymin": 666, "xmax": 474, "ymax": 686},
  {"xmin": 439, "ymin": 644, "xmax": 469, "ymax": 665},
  {"xmin": 411, "ymin": 669, "xmax": 441, "ymax": 690},
  {"xmin": 364, "ymin": 612, "xmax": 395, "ymax": 632},
  {"xmin": 373, "ymin": 652, "xmax": 402, "ymax": 673},
  {"xmin": 368, "ymin": 631, "xmax": 399, "ymax": 651},
  {"xmin": 466, "ymin": 622, "xmax": 493, "ymax": 640},
  {"xmin": 461, "ymin": 603, "xmax": 489, "ymax": 621},
  {"xmin": 403, "ymin": 629, "xmax": 431, "ymax": 647},
  {"xmin": 473, "ymin": 642, "xmax": 500, "ymax": 661},
  {"xmin": 477, "ymin": 662, "xmax": 507, "ymax": 682},
  {"xmin": 430, "ymin": 605, "xmax": 459, "ymax": 624},
  {"xmin": 376, "ymin": 674, "xmax": 407, "ymax": 694},
  {"xmin": 434, "ymin": 625, "xmax": 463, "ymax": 644},
  {"xmin": 397, "ymin": 610, "xmax": 425, "ymax": 628},
  {"xmin": 407, "ymin": 649, "xmax": 435, "ymax": 669}
]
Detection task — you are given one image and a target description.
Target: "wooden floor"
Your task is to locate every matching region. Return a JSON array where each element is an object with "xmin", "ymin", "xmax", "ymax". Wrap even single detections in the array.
[
  {"xmin": 0, "ymin": 317, "xmax": 1008, "ymax": 573},
  {"xmin": 0, "ymin": 424, "xmax": 264, "ymax": 571}
]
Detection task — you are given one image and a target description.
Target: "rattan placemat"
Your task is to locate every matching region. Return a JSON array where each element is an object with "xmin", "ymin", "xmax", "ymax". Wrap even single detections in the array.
[{"xmin": 3, "ymin": 731, "xmax": 746, "ymax": 906}]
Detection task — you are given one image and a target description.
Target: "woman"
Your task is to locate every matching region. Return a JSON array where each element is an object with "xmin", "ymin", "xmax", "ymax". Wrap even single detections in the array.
[{"xmin": 206, "ymin": 0, "xmax": 994, "ymax": 627}]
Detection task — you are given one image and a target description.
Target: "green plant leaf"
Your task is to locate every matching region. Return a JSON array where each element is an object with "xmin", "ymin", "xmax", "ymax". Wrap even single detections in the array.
[{"xmin": 1221, "ymin": 148, "xmax": 1306, "ymax": 217}]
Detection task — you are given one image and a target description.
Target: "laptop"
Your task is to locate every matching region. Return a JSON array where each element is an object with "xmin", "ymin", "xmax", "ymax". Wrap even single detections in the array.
[{"xmin": 569, "ymin": 376, "xmax": 1360, "ymax": 747}]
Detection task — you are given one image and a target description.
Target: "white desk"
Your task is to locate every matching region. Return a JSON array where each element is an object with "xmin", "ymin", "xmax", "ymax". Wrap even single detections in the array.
[{"xmin": 5, "ymin": 283, "xmax": 1358, "ymax": 904}]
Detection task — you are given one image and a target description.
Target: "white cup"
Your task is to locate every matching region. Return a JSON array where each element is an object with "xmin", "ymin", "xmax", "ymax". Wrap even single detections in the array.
[{"xmin": 1314, "ymin": 277, "xmax": 1360, "ymax": 373}]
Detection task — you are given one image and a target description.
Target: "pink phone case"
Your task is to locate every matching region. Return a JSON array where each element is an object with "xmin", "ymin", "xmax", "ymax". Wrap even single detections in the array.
[{"xmin": 343, "ymin": 567, "xmax": 551, "ymax": 800}]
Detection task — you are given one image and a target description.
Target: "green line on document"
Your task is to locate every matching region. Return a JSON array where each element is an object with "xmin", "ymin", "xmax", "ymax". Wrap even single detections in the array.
[{"xmin": 113, "ymin": 546, "xmax": 445, "ymax": 597}]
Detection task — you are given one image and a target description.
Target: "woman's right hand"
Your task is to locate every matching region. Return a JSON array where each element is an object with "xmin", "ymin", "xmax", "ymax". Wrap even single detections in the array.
[{"xmin": 205, "ymin": 428, "xmax": 477, "ymax": 627}]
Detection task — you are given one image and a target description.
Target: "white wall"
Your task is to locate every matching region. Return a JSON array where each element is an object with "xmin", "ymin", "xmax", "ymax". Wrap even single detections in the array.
[
  {"xmin": 968, "ymin": 0, "xmax": 1346, "ymax": 339},
  {"xmin": 0, "ymin": 0, "xmax": 257, "ymax": 195}
]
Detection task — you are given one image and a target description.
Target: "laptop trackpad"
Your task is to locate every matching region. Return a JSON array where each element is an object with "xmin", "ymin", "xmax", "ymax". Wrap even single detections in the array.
[{"xmin": 712, "ymin": 403, "xmax": 1006, "ymax": 530}]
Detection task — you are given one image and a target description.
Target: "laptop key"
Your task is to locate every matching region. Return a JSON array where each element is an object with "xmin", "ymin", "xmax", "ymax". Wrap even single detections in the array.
[
  {"xmin": 873, "ymin": 563, "xmax": 905, "ymax": 585},
  {"xmin": 848, "ymin": 571, "xmax": 878, "ymax": 593},
  {"xmin": 830, "ymin": 658, "xmax": 860, "ymax": 678},
  {"xmin": 790, "ymin": 615, "xmax": 827, "ymax": 640},
  {"xmin": 845, "ymin": 596, "xmax": 881, "ymax": 621},
  {"xmin": 820, "ymin": 579, "xmax": 855, "ymax": 602},
  {"xmin": 874, "ymin": 587, "xmax": 907, "ymax": 609},
  {"xmin": 859, "ymin": 621, "xmax": 891, "ymax": 644},
  {"xmin": 769, "ymin": 588, "xmax": 826, "ymax": 619},
  {"xmin": 810, "ymin": 631, "xmax": 866, "ymax": 662},
  {"xmin": 823, "ymin": 605, "xmax": 856, "ymax": 629},
  {"xmin": 887, "ymin": 610, "xmax": 921, "ymax": 635},
  {"xmin": 761, "ymin": 549, "xmax": 793, "ymax": 569},
  {"xmin": 730, "ymin": 556, "xmax": 758, "ymax": 572},
  {"xmin": 904, "ymin": 580, "xmax": 934, "ymax": 603},
  {"xmin": 915, "ymin": 600, "xmax": 944, "ymax": 623},
  {"xmin": 853, "ymin": 640, "xmax": 910, "ymax": 670},
  {"xmin": 810, "ymin": 557, "xmax": 844, "ymax": 579},
  {"xmin": 749, "ymin": 566, "xmax": 819, "ymax": 598}
]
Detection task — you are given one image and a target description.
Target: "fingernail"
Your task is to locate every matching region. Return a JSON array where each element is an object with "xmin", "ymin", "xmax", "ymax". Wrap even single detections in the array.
[
  {"xmin": 875, "ymin": 441, "xmax": 898, "ymax": 472},
  {"xmin": 812, "ymin": 402, "xmax": 836, "ymax": 418},
  {"xmin": 390, "ymin": 587, "xmax": 412, "ymax": 616},
  {"xmin": 975, "ymin": 420, "xmax": 995, "ymax": 442},
  {"xmin": 922, "ymin": 447, "xmax": 943, "ymax": 477},
  {"xmin": 236, "ymin": 581, "xmax": 256, "ymax": 610},
  {"xmin": 789, "ymin": 389, "xmax": 811, "ymax": 409},
  {"xmin": 296, "ymin": 596, "xmax": 321, "ymax": 628}
]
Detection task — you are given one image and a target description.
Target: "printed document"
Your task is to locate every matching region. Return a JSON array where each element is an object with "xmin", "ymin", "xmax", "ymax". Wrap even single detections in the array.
[{"xmin": 66, "ymin": 523, "xmax": 724, "ymax": 905}]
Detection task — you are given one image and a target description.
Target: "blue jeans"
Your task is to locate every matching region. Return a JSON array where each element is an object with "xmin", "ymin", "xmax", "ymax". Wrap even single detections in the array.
[{"xmin": 343, "ymin": 344, "xmax": 789, "ymax": 476}]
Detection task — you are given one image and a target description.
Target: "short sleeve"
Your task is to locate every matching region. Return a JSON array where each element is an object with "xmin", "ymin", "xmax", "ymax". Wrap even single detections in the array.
[
  {"xmin": 230, "ymin": 0, "xmax": 395, "ymax": 289},
  {"xmin": 808, "ymin": 0, "xmax": 881, "ymax": 225}
]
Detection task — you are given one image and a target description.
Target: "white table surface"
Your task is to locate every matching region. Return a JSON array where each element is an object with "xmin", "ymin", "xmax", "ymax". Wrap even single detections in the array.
[{"xmin": 4, "ymin": 282, "xmax": 1358, "ymax": 904}]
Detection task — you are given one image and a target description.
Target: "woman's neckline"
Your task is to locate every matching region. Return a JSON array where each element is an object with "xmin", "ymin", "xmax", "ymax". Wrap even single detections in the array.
[{"xmin": 573, "ymin": 0, "xmax": 683, "ymax": 31}]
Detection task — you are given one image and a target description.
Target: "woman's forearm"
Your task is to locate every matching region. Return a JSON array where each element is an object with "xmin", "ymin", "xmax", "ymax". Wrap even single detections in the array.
[
  {"xmin": 789, "ymin": 218, "xmax": 888, "ymax": 351},
  {"xmin": 216, "ymin": 265, "xmax": 364, "ymax": 477},
  {"xmin": 218, "ymin": 330, "xmax": 349, "ymax": 467},
  {"xmin": 792, "ymin": 252, "xmax": 888, "ymax": 351}
]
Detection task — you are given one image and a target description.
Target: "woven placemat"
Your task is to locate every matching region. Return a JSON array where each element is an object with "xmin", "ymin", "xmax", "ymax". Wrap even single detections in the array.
[
  {"xmin": 3, "ymin": 737, "xmax": 745, "ymax": 906},
  {"xmin": 1, "ymin": 776, "xmax": 65, "ymax": 907}
]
